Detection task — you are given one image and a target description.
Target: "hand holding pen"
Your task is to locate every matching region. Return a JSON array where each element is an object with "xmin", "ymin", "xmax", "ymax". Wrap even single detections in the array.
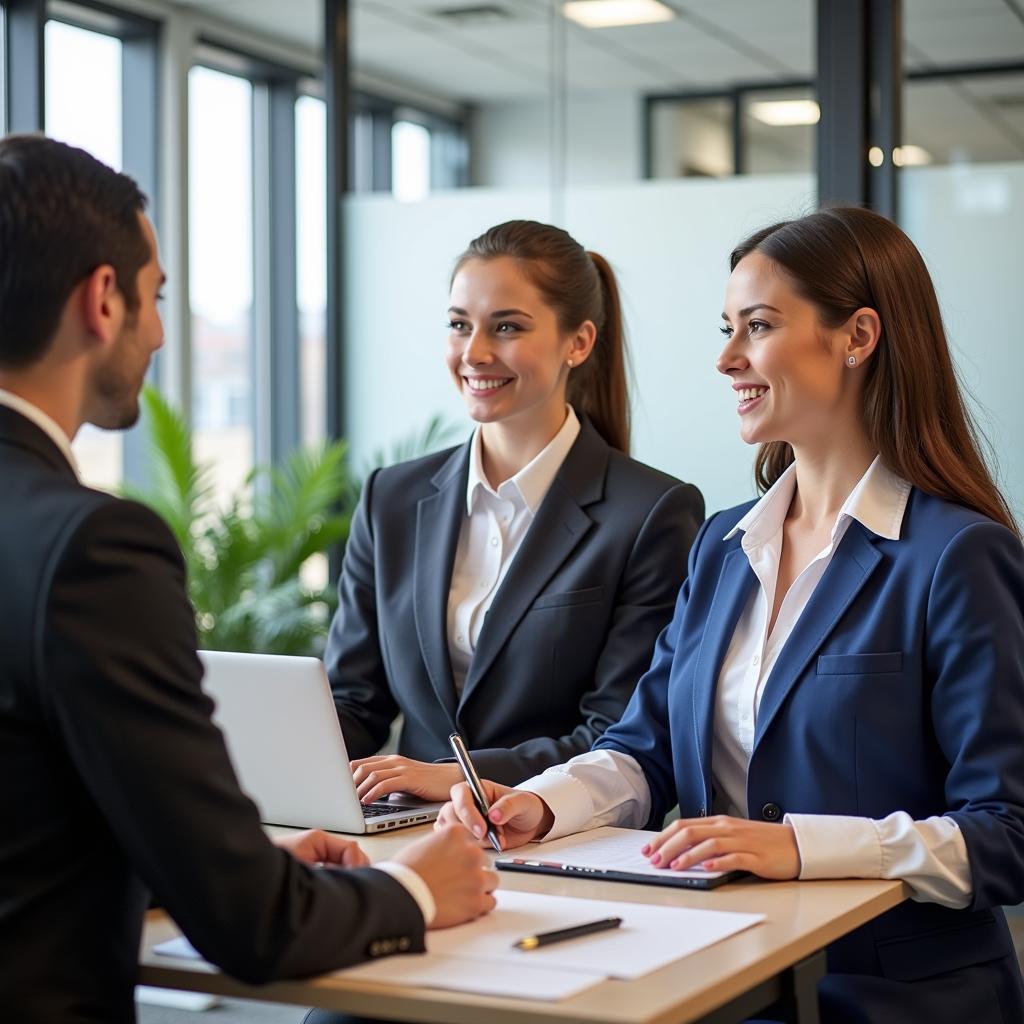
[
  {"xmin": 436, "ymin": 750, "xmax": 556, "ymax": 850},
  {"xmin": 447, "ymin": 733, "xmax": 504, "ymax": 853}
]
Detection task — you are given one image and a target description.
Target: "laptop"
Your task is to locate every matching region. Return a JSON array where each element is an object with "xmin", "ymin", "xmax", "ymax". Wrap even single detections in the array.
[{"xmin": 199, "ymin": 650, "xmax": 441, "ymax": 833}]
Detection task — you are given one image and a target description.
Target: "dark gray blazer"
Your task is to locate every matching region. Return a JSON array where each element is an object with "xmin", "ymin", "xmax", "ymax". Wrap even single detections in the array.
[
  {"xmin": 0, "ymin": 406, "xmax": 424, "ymax": 1024},
  {"xmin": 325, "ymin": 416, "xmax": 704, "ymax": 783}
]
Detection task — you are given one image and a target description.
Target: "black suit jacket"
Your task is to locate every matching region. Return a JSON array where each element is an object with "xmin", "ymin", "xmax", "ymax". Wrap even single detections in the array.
[
  {"xmin": 0, "ymin": 406, "xmax": 425, "ymax": 1024},
  {"xmin": 325, "ymin": 416, "xmax": 704, "ymax": 782}
]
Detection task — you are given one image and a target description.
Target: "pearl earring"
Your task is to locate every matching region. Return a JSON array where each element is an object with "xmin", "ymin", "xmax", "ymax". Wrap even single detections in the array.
[
  {"xmin": 847, "ymin": 355, "xmax": 857, "ymax": 366},
  {"xmin": 567, "ymin": 359, "xmax": 574, "ymax": 367}
]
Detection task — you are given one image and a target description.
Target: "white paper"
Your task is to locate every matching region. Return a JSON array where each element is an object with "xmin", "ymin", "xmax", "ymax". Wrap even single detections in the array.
[
  {"xmin": 502, "ymin": 825, "xmax": 730, "ymax": 880},
  {"xmin": 338, "ymin": 952, "xmax": 602, "ymax": 1001},
  {"xmin": 155, "ymin": 931, "xmax": 600, "ymax": 1001},
  {"xmin": 426, "ymin": 889, "xmax": 763, "ymax": 980},
  {"xmin": 153, "ymin": 936, "xmax": 201, "ymax": 960}
]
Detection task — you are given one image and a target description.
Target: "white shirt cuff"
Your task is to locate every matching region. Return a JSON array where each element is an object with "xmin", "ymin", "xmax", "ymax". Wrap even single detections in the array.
[
  {"xmin": 518, "ymin": 769, "xmax": 597, "ymax": 841},
  {"xmin": 786, "ymin": 813, "xmax": 882, "ymax": 879},
  {"xmin": 785, "ymin": 811, "xmax": 973, "ymax": 909},
  {"xmin": 374, "ymin": 862, "xmax": 435, "ymax": 926}
]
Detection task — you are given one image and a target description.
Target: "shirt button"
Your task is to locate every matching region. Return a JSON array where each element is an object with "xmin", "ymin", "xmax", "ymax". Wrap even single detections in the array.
[
  {"xmin": 456, "ymin": 635, "xmax": 464, "ymax": 644},
  {"xmin": 752, "ymin": 653, "xmax": 761, "ymax": 666},
  {"xmin": 490, "ymin": 536, "xmax": 499, "ymax": 546},
  {"xmin": 479, "ymin": 581, "xmax": 488, "ymax": 589},
  {"xmin": 761, "ymin": 802, "xmax": 781, "ymax": 821}
]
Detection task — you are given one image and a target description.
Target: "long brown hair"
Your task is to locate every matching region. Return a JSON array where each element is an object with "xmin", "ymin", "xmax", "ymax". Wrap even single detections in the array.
[
  {"xmin": 454, "ymin": 220, "xmax": 631, "ymax": 453},
  {"xmin": 730, "ymin": 206, "xmax": 1019, "ymax": 537}
]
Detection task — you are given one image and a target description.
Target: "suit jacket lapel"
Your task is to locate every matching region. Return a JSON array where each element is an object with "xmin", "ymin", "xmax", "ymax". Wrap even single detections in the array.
[
  {"xmin": 0, "ymin": 405, "xmax": 77, "ymax": 479},
  {"xmin": 458, "ymin": 419, "xmax": 607, "ymax": 708},
  {"xmin": 753, "ymin": 522, "xmax": 883, "ymax": 748},
  {"xmin": 412, "ymin": 444, "xmax": 468, "ymax": 726},
  {"xmin": 691, "ymin": 545, "xmax": 757, "ymax": 788}
]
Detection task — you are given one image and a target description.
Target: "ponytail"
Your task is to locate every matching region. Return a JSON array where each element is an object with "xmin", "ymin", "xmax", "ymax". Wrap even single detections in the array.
[
  {"xmin": 569, "ymin": 252, "xmax": 630, "ymax": 453},
  {"xmin": 454, "ymin": 220, "xmax": 632, "ymax": 453}
]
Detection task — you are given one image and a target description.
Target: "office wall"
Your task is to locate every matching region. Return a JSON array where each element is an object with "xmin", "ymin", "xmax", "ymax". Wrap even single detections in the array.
[
  {"xmin": 470, "ymin": 94, "xmax": 644, "ymax": 187},
  {"xmin": 345, "ymin": 161, "xmax": 1024, "ymax": 523},
  {"xmin": 343, "ymin": 173, "xmax": 814, "ymax": 514},
  {"xmin": 902, "ymin": 160, "xmax": 1024, "ymax": 523}
]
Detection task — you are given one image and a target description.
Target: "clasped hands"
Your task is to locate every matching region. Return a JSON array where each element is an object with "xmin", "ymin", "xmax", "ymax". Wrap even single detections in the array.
[{"xmin": 435, "ymin": 780, "xmax": 802, "ymax": 880}]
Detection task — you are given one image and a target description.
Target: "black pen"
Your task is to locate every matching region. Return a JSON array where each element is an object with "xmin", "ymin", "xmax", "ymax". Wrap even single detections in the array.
[
  {"xmin": 448, "ymin": 732, "xmax": 503, "ymax": 854},
  {"xmin": 513, "ymin": 916, "xmax": 623, "ymax": 951}
]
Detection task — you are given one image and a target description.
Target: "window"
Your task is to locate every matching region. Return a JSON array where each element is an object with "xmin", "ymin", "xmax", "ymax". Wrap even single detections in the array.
[
  {"xmin": 391, "ymin": 119, "xmax": 430, "ymax": 201},
  {"xmin": 648, "ymin": 86, "xmax": 817, "ymax": 179},
  {"xmin": 350, "ymin": 92, "xmax": 468, "ymax": 196},
  {"xmin": 188, "ymin": 65, "xmax": 255, "ymax": 504},
  {"xmin": 295, "ymin": 93, "xmax": 327, "ymax": 445},
  {"xmin": 44, "ymin": 18, "xmax": 124, "ymax": 490},
  {"xmin": 0, "ymin": 6, "xmax": 7, "ymax": 134}
]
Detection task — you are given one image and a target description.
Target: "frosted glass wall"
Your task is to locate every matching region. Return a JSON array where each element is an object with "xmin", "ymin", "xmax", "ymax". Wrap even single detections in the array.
[
  {"xmin": 345, "ymin": 164, "xmax": 1023, "ymax": 523},
  {"xmin": 344, "ymin": 174, "xmax": 814, "ymax": 515},
  {"xmin": 901, "ymin": 161, "xmax": 1024, "ymax": 524}
]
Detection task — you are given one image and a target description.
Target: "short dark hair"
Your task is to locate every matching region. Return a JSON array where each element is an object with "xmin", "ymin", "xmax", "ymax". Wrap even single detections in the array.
[{"xmin": 0, "ymin": 134, "xmax": 149, "ymax": 369}]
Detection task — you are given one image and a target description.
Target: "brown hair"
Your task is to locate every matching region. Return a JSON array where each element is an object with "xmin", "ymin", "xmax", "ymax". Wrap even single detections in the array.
[
  {"xmin": 454, "ymin": 220, "xmax": 631, "ymax": 453},
  {"xmin": 730, "ymin": 205, "xmax": 1018, "ymax": 537},
  {"xmin": 0, "ymin": 134, "xmax": 148, "ymax": 369}
]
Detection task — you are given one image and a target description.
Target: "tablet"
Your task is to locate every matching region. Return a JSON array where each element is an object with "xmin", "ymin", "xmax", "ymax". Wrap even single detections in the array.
[{"xmin": 494, "ymin": 825, "xmax": 743, "ymax": 891}]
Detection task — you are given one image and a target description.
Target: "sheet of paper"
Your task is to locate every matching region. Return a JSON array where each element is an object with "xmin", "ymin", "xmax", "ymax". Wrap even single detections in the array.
[
  {"xmin": 509, "ymin": 825, "xmax": 729, "ymax": 880},
  {"xmin": 427, "ymin": 889, "xmax": 763, "ymax": 980},
  {"xmin": 155, "ymin": 932, "xmax": 601, "ymax": 1001},
  {"xmin": 337, "ymin": 952, "xmax": 603, "ymax": 1001},
  {"xmin": 153, "ymin": 936, "xmax": 201, "ymax": 960}
]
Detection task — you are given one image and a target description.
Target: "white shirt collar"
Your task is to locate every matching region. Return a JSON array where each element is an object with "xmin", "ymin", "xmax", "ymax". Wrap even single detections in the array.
[
  {"xmin": 0, "ymin": 388, "xmax": 79, "ymax": 477},
  {"xmin": 466, "ymin": 405, "xmax": 581, "ymax": 515},
  {"xmin": 724, "ymin": 454, "xmax": 911, "ymax": 547}
]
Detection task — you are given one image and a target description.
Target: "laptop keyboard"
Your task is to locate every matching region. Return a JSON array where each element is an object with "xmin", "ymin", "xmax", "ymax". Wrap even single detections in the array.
[{"xmin": 363, "ymin": 802, "xmax": 417, "ymax": 818}]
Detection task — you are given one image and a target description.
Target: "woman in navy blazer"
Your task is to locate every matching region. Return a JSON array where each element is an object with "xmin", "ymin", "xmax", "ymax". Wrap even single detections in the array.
[
  {"xmin": 442, "ymin": 208, "xmax": 1024, "ymax": 1022},
  {"xmin": 327, "ymin": 221, "xmax": 703, "ymax": 805}
]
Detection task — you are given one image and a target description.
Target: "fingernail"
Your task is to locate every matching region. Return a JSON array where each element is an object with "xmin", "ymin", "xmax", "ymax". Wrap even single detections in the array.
[
  {"xmin": 650, "ymin": 852, "xmax": 661, "ymax": 865},
  {"xmin": 671, "ymin": 858, "xmax": 682, "ymax": 869},
  {"xmin": 473, "ymin": 825, "xmax": 483, "ymax": 838},
  {"xmin": 490, "ymin": 810, "xmax": 502, "ymax": 823},
  {"xmin": 703, "ymin": 860, "xmax": 715, "ymax": 869},
  {"xmin": 641, "ymin": 844, "xmax": 650, "ymax": 855}
]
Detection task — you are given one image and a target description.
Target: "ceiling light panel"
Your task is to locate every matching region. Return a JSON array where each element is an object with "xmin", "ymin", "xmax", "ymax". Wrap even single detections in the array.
[
  {"xmin": 562, "ymin": 1, "xmax": 676, "ymax": 30},
  {"xmin": 748, "ymin": 99, "xmax": 821, "ymax": 126}
]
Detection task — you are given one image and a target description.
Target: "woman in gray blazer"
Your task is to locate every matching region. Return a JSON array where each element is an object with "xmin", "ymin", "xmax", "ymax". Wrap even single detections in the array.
[{"xmin": 327, "ymin": 220, "xmax": 704, "ymax": 804}]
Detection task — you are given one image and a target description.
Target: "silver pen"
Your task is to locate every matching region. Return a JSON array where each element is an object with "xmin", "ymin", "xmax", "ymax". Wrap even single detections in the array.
[{"xmin": 448, "ymin": 732, "xmax": 503, "ymax": 854}]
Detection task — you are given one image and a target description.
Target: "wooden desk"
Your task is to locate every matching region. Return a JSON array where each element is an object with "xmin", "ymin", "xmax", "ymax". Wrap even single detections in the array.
[{"xmin": 139, "ymin": 826, "xmax": 906, "ymax": 1024}]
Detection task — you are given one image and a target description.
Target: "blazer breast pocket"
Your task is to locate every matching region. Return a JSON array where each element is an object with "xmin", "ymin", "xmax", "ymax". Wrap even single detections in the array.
[
  {"xmin": 530, "ymin": 586, "xmax": 606, "ymax": 611},
  {"xmin": 817, "ymin": 651, "xmax": 903, "ymax": 676}
]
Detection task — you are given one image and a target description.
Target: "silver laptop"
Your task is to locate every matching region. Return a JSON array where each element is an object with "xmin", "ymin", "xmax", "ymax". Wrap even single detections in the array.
[{"xmin": 200, "ymin": 650, "xmax": 441, "ymax": 833}]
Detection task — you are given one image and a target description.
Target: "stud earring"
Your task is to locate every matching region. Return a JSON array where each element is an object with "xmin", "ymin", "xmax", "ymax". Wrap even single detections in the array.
[
  {"xmin": 847, "ymin": 355, "xmax": 857, "ymax": 366},
  {"xmin": 567, "ymin": 359, "xmax": 574, "ymax": 368}
]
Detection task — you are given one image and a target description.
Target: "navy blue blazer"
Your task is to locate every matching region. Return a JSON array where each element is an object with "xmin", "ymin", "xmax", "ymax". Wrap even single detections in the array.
[{"xmin": 595, "ymin": 487, "xmax": 1024, "ymax": 1022}]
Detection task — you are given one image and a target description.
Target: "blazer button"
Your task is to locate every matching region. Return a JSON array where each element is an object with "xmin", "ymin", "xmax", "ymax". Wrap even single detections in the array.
[
  {"xmin": 761, "ymin": 802, "xmax": 781, "ymax": 821},
  {"xmin": 398, "ymin": 937, "xmax": 411, "ymax": 951}
]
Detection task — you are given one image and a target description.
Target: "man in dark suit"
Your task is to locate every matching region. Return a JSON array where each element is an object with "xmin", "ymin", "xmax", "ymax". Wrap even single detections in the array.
[{"xmin": 0, "ymin": 135, "xmax": 497, "ymax": 1024}]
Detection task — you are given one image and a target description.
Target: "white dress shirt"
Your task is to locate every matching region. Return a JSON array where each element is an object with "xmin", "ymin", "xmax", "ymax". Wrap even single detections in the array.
[
  {"xmin": 0, "ymin": 388, "xmax": 79, "ymax": 476},
  {"xmin": 0, "ymin": 390, "xmax": 438, "ymax": 924},
  {"xmin": 521, "ymin": 456, "xmax": 973, "ymax": 909},
  {"xmin": 447, "ymin": 406, "xmax": 581, "ymax": 693}
]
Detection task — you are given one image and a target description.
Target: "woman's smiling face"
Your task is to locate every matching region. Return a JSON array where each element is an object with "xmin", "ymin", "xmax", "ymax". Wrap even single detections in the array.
[
  {"xmin": 718, "ymin": 251, "xmax": 856, "ymax": 449},
  {"xmin": 446, "ymin": 256, "xmax": 578, "ymax": 430}
]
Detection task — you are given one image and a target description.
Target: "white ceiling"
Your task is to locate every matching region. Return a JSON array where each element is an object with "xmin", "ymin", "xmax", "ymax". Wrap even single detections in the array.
[
  {"xmin": 176, "ymin": 0, "xmax": 1024, "ymax": 159},
  {"xmin": 176, "ymin": 0, "xmax": 1023, "ymax": 99}
]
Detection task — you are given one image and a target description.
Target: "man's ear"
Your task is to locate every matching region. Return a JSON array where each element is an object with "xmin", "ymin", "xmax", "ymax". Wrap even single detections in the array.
[{"xmin": 80, "ymin": 264, "xmax": 124, "ymax": 347}]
